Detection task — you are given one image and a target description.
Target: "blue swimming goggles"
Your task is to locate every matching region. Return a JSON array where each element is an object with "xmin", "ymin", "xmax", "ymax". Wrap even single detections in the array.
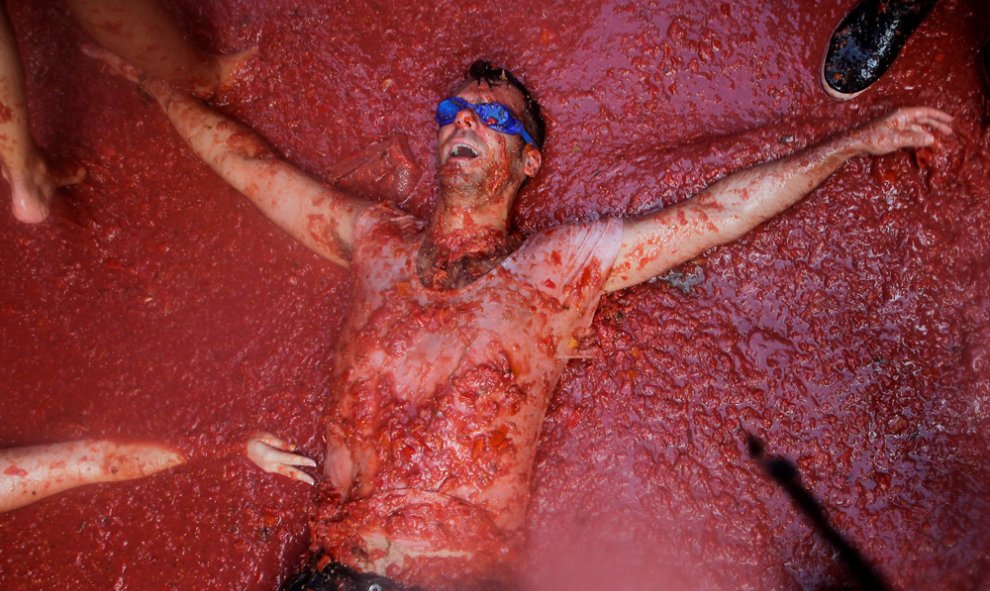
[{"xmin": 435, "ymin": 96, "xmax": 536, "ymax": 147}]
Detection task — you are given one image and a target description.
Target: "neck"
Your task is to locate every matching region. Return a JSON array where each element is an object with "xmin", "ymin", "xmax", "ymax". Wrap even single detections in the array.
[
  {"xmin": 418, "ymin": 184, "xmax": 519, "ymax": 289},
  {"xmin": 430, "ymin": 195, "xmax": 508, "ymax": 254}
]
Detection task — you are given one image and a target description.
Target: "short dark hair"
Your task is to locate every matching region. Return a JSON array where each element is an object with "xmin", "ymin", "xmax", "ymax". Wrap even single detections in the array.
[{"xmin": 463, "ymin": 60, "xmax": 546, "ymax": 148}]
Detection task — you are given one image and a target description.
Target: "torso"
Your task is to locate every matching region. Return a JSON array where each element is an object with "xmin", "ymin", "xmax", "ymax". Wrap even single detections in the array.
[{"xmin": 312, "ymin": 205, "xmax": 621, "ymax": 589}]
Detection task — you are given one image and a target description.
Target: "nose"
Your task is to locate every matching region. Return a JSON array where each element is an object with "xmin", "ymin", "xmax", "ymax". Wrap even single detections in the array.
[{"xmin": 454, "ymin": 106, "xmax": 479, "ymax": 129}]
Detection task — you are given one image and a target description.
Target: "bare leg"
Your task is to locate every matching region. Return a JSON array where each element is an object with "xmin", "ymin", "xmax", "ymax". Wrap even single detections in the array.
[
  {"xmin": 0, "ymin": 439, "xmax": 184, "ymax": 512},
  {"xmin": 0, "ymin": 9, "xmax": 84, "ymax": 223},
  {"xmin": 68, "ymin": 0, "xmax": 254, "ymax": 99}
]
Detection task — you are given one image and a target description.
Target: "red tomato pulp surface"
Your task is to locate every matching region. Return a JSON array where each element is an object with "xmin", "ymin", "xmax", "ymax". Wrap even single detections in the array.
[{"xmin": 1, "ymin": 0, "xmax": 988, "ymax": 589}]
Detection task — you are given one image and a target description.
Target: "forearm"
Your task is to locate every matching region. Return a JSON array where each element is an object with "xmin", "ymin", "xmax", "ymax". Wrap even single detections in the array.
[
  {"xmin": 607, "ymin": 135, "xmax": 860, "ymax": 291},
  {"xmin": 83, "ymin": 45, "xmax": 366, "ymax": 263},
  {"xmin": 149, "ymin": 84, "xmax": 363, "ymax": 265},
  {"xmin": 606, "ymin": 107, "xmax": 951, "ymax": 292},
  {"xmin": 152, "ymin": 85, "xmax": 281, "ymax": 193},
  {"xmin": 0, "ymin": 440, "xmax": 184, "ymax": 512},
  {"xmin": 153, "ymin": 91, "xmax": 300, "ymax": 228},
  {"xmin": 691, "ymin": 132, "xmax": 860, "ymax": 243}
]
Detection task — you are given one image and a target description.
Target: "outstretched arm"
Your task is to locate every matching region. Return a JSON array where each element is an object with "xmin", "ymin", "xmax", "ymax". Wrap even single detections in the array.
[
  {"xmin": 0, "ymin": 440, "xmax": 184, "ymax": 512},
  {"xmin": 145, "ymin": 80, "xmax": 370, "ymax": 266},
  {"xmin": 605, "ymin": 107, "xmax": 953, "ymax": 292},
  {"xmin": 87, "ymin": 48, "xmax": 370, "ymax": 266}
]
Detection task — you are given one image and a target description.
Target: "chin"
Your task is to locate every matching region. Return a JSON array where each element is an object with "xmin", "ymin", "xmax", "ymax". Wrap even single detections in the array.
[{"xmin": 439, "ymin": 159, "xmax": 484, "ymax": 188}]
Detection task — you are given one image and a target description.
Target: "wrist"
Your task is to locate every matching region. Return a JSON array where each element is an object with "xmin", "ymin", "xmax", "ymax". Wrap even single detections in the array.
[
  {"xmin": 834, "ymin": 132, "xmax": 866, "ymax": 159},
  {"xmin": 140, "ymin": 78, "xmax": 176, "ymax": 107}
]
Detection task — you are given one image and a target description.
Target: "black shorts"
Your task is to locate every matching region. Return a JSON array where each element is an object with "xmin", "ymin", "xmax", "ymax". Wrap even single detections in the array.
[{"xmin": 281, "ymin": 556, "xmax": 424, "ymax": 591}]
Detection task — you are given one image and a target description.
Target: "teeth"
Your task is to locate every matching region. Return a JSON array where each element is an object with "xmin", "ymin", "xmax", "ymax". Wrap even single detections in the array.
[{"xmin": 451, "ymin": 144, "xmax": 478, "ymax": 158}]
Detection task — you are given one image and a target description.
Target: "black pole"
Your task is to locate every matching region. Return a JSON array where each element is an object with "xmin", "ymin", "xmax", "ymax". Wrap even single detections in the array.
[{"xmin": 747, "ymin": 434, "xmax": 891, "ymax": 591}]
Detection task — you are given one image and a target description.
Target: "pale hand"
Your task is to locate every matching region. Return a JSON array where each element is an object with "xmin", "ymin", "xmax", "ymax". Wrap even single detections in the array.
[
  {"xmin": 852, "ymin": 107, "xmax": 954, "ymax": 156},
  {"xmin": 81, "ymin": 43, "xmax": 143, "ymax": 84},
  {"xmin": 245, "ymin": 432, "xmax": 317, "ymax": 486}
]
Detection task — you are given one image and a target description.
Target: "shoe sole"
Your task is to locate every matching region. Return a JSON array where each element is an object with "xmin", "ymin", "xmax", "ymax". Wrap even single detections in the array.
[
  {"xmin": 819, "ymin": 9, "xmax": 868, "ymax": 101},
  {"xmin": 820, "ymin": 63, "xmax": 865, "ymax": 101},
  {"xmin": 819, "ymin": 0, "xmax": 937, "ymax": 101}
]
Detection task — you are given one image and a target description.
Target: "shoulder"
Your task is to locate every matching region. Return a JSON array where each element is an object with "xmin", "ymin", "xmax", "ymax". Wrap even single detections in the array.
[
  {"xmin": 504, "ymin": 217, "xmax": 624, "ymax": 299},
  {"xmin": 510, "ymin": 217, "xmax": 623, "ymax": 267},
  {"xmin": 355, "ymin": 203, "xmax": 425, "ymax": 243}
]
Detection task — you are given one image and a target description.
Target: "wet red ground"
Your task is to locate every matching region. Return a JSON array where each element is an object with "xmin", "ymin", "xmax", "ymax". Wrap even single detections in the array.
[{"xmin": 1, "ymin": 0, "xmax": 989, "ymax": 589}]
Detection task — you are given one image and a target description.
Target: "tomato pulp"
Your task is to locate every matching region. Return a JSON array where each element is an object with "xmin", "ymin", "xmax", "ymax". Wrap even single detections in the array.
[{"xmin": 1, "ymin": 0, "xmax": 988, "ymax": 589}]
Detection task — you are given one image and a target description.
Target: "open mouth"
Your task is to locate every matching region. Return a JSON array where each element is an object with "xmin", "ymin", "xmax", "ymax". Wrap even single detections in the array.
[{"xmin": 450, "ymin": 143, "xmax": 479, "ymax": 159}]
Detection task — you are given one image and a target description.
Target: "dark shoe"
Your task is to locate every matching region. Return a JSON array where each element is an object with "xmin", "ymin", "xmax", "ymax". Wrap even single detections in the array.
[{"xmin": 821, "ymin": 0, "xmax": 938, "ymax": 100}]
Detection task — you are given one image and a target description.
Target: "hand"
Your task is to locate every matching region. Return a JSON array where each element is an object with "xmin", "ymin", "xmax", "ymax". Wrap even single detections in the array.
[
  {"xmin": 852, "ymin": 107, "xmax": 953, "ymax": 156},
  {"xmin": 81, "ymin": 43, "xmax": 143, "ymax": 84},
  {"xmin": 84, "ymin": 42, "xmax": 182, "ymax": 108},
  {"xmin": 245, "ymin": 432, "xmax": 317, "ymax": 486}
]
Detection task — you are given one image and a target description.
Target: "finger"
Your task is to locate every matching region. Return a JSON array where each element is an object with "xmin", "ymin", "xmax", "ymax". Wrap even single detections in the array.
[
  {"xmin": 220, "ymin": 45, "xmax": 259, "ymax": 79},
  {"xmin": 276, "ymin": 465, "xmax": 316, "ymax": 486},
  {"xmin": 920, "ymin": 119, "xmax": 954, "ymax": 135},
  {"xmin": 890, "ymin": 107, "xmax": 951, "ymax": 132},
  {"xmin": 81, "ymin": 43, "xmax": 142, "ymax": 82},
  {"xmin": 80, "ymin": 43, "xmax": 125, "ymax": 69},
  {"xmin": 254, "ymin": 432, "xmax": 294, "ymax": 452},
  {"xmin": 903, "ymin": 109, "xmax": 955, "ymax": 133},
  {"xmin": 913, "ymin": 107, "xmax": 953, "ymax": 122},
  {"xmin": 879, "ymin": 131, "xmax": 930, "ymax": 151},
  {"xmin": 55, "ymin": 162, "xmax": 87, "ymax": 188},
  {"xmin": 904, "ymin": 130, "xmax": 935, "ymax": 147},
  {"xmin": 905, "ymin": 123, "xmax": 945, "ymax": 141},
  {"xmin": 266, "ymin": 448, "xmax": 317, "ymax": 468},
  {"xmin": 80, "ymin": 42, "xmax": 110, "ymax": 61},
  {"xmin": 897, "ymin": 106, "xmax": 945, "ymax": 119}
]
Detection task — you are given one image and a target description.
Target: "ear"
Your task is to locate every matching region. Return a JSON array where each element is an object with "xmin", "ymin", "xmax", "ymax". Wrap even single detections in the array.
[{"xmin": 522, "ymin": 145, "xmax": 542, "ymax": 177}]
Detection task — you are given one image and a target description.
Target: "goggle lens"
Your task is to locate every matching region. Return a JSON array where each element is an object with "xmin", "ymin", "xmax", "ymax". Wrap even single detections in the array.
[
  {"xmin": 435, "ymin": 98, "xmax": 464, "ymax": 125},
  {"xmin": 435, "ymin": 97, "xmax": 535, "ymax": 146}
]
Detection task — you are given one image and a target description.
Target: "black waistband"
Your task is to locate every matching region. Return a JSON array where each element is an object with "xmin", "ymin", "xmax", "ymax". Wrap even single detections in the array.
[{"xmin": 282, "ymin": 558, "xmax": 425, "ymax": 591}]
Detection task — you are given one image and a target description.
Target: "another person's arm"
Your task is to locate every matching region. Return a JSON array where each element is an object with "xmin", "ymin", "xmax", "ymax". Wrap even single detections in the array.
[
  {"xmin": 605, "ymin": 107, "xmax": 953, "ymax": 291},
  {"xmin": 0, "ymin": 440, "xmax": 184, "ymax": 512},
  {"xmin": 0, "ymin": 433, "xmax": 316, "ymax": 512},
  {"xmin": 67, "ymin": 0, "xmax": 253, "ymax": 100}
]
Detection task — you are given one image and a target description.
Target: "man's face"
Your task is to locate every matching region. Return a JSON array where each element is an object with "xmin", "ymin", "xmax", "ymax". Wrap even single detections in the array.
[{"xmin": 436, "ymin": 81, "xmax": 541, "ymax": 194}]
